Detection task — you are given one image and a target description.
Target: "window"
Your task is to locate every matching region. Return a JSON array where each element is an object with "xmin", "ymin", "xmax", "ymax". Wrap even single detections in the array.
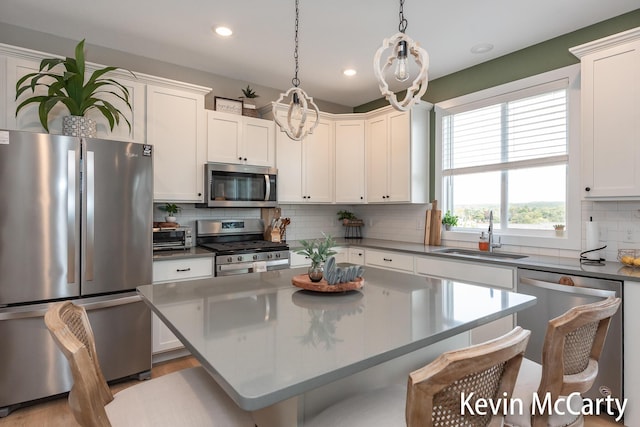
[{"xmin": 435, "ymin": 65, "xmax": 580, "ymax": 249}]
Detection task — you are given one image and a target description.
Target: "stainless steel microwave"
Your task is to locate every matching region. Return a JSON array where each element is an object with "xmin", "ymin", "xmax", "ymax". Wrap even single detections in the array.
[{"xmin": 201, "ymin": 163, "xmax": 278, "ymax": 208}]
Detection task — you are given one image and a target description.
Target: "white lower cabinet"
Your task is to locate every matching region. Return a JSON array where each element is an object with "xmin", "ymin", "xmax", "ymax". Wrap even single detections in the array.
[
  {"xmin": 348, "ymin": 247, "xmax": 365, "ymax": 264},
  {"xmin": 415, "ymin": 256, "xmax": 516, "ymax": 345},
  {"xmin": 365, "ymin": 249, "xmax": 414, "ymax": 273},
  {"xmin": 290, "ymin": 251, "xmax": 312, "ymax": 268},
  {"xmin": 151, "ymin": 256, "xmax": 214, "ymax": 355},
  {"xmin": 333, "ymin": 247, "xmax": 349, "ymax": 263}
]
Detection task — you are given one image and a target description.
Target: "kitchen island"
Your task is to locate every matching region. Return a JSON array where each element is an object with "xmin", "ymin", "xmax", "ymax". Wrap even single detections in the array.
[{"xmin": 137, "ymin": 266, "xmax": 536, "ymax": 426}]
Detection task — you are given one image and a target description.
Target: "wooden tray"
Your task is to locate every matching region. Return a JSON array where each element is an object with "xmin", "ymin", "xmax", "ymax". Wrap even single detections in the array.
[{"xmin": 291, "ymin": 274, "xmax": 364, "ymax": 293}]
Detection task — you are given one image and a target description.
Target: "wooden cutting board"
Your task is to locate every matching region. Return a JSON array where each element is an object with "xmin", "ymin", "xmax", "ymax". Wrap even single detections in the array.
[
  {"xmin": 429, "ymin": 200, "xmax": 442, "ymax": 246},
  {"xmin": 424, "ymin": 209, "xmax": 432, "ymax": 245}
]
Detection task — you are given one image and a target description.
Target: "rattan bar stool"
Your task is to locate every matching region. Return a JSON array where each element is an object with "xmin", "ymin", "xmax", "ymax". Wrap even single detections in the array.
[
  {"xmin": 305, "ymin": 326, "xmax": 531, "ymax": 427},
  {"xmin": 504, "ymin": 297, "xmax": 621, "ymax": 427},
  {"xmin": 44, "ymin": 301, "xmax": 255, "ymax": 427}
]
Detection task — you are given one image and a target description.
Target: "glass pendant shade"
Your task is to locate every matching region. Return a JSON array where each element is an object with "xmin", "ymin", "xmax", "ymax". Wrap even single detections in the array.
[
  {"xmin": 272, "ymin": 86, "xmax": 320, "ymax": 141},
  {"xmin": 374, "ymin": 32, "xmax": 429, "ymax": 111}
]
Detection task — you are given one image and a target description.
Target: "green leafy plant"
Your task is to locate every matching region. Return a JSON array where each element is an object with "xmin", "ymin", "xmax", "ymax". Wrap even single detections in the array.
[
  {"xmin": 15, "ymin": 39, "xmax": 134, "ymax": 133},
  {"xmin": 158, "ymin": 203, "xmax": 181, "ymax": 216},
  {"xmin": 241, "ymin": 85, "xmax": 259, "ymax": 99},
  {"xmin": 442, "ymin": 211, "xmax": 459, "ymax": 227},
  {"xmin": 295, "ymin": 234, "xmax": 337, "ymax": 267},
  {"xmin": 553, "ymin": 224, "xmax": 565, "ymax": 230},
  {"xmin": 337, "ymin": 210, "xmax": 356, "ymax": 221}
]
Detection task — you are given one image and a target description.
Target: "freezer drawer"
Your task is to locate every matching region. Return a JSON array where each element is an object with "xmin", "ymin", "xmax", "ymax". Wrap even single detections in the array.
[{"xmin": 0, "ymin": 293, "xmax": 151, "ymax": 415}]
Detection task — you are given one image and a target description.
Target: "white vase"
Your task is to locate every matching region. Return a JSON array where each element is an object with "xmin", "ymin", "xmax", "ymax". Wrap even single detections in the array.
[{"xmin": 62, "ymin": 115, "xmax": 97, "ymax": 138}]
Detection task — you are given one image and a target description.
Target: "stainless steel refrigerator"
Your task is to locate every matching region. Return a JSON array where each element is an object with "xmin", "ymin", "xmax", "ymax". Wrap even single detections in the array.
[{"xmin": 0, "ymin": 129, "xmax": 153, "ymax": 416}]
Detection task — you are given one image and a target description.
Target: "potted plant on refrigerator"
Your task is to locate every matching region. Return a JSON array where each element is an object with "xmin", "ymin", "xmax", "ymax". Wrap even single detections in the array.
[{"xmin": 15, "ymin": 39, "xmax": 134, "ymax": 137}]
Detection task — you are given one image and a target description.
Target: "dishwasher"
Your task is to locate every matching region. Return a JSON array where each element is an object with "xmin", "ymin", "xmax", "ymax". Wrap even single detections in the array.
[{"xmin": 516, "ymin": 268, "xmax": 623, "ymax": 403}]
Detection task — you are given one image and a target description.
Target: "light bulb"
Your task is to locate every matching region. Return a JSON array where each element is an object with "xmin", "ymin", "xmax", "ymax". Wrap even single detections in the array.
[
  {"xmin": 394, "ymin": 40, "xmax": 409, "ymax": 82},
  {"xmin": 291, "ymin": 92, "xmax": 303, "ymax": 121}
]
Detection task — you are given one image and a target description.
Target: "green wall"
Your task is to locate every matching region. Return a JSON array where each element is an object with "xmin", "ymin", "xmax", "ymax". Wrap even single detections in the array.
[{"xmin": 354, "ymin": 9, "xmax": 640, "ymax": 199}]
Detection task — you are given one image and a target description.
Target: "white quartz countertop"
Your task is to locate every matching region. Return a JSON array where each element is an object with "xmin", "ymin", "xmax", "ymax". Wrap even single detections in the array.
[{"xmin": 137, "ymin": 266, "xmax": 535, "ymax": 411}]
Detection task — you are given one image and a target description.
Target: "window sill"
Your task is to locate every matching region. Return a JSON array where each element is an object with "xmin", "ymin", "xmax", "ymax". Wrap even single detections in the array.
[{"xmin": 441, "ymin": 229, "xmax": 580, "ymax": 252}]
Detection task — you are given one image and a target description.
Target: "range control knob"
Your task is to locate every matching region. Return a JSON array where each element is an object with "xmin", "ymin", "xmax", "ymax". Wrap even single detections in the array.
[
  {"xmin": 267, "ymin": 254, "xmax": 273, "ymax": 259},
  {"xmin": 237, "ymin": 256, "xmax": 243, "ymax": 262},
  {"xmin": 227, "ymin": 257, "xmax": 233, "ymax": 263},
  {"xmin": 253, "ymin": 255, "xmax": 258, "ymax": 260},
  {"xmin": 275, "ymin": 253, "xmax": 281, "ymax": 258}
]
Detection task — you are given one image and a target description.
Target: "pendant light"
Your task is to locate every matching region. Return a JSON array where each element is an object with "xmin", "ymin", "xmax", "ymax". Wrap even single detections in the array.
[
  {"xmin": 373, "ymin": 0, "xmax": 429, "ymax": 111},
  {"xmin": 272, "ymin": 0, "xmax": 320, "ymax": 141}
]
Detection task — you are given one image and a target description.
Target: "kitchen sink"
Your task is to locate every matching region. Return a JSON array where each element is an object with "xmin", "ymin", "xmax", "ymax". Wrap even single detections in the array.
[{"xmin": 433, "ymin": 248, "xmax": 528, "ymax": 260}]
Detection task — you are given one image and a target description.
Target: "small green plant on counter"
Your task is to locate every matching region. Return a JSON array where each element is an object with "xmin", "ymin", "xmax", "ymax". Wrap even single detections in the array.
[
  {"xmin": 295, "ymin": 234, "xmax": 337, "ymax": 267},
  {"xmin": 158, "ymin": 203, "xmax": 181, "ymax": 216},
  {"xmin": 337, "ymin": 210, "xmax": 357, "ymax": 224},
  {"xmin": 553, "ymin": 224, "xmax": 565, "ymax": 231},
  {"xmin": 442, "ymin": 211, "xmax": 459, "ymax": 229}
]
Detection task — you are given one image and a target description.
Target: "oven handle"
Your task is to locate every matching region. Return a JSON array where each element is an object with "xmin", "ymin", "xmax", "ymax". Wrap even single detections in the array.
[
  {"xmin": 218, "ymin": 259, "xmax": 289, "ymax": 272},
  {"xmin": 264, "ymin": 174, "xmax": 271, "ymax": 201},
  {"xmin": 519, "ymin": 277, "xmax": 616, "ymax": 298}
]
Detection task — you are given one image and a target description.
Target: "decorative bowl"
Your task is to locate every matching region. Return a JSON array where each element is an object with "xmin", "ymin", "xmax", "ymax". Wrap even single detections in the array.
[{"xmin": 617, "ymin": 249, "xmax": 640, "ymax": 267}]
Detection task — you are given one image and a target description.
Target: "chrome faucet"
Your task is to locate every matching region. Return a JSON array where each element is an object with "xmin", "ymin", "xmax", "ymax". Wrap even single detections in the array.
[{"xmin": 488, "ymin": 210, "xmax": 502, "ymax": 252}]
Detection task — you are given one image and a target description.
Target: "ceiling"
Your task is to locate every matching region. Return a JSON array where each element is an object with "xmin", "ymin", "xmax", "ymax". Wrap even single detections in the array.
[{"xmin": 0, "ymin": 1, "xmax": 637, "ymax": 107}]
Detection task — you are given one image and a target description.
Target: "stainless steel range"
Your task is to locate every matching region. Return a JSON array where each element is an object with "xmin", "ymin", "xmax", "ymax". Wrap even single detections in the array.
[{"xmin": 196, "ymin": 219, "xmax": 290, "ymax": 276}]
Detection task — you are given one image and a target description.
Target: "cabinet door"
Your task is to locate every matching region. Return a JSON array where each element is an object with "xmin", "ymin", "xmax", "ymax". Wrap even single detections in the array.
[
  {"xmin": 335, "ymin": 120, "xmax": 366, "ymax": 203},
  {"xmin": 366, "ymin": 115, "xmax": 389, "ymax": 202},
  {"xmin": 147, "ymin": 85, "xmax": 206, "ymax": 202},
  {"xmin": 275, "ymin": 123, "xmax": 304, "ymax": 203},
  {"xmin": 7, "ymin": 56, "xmax": 144, "ymax": 142},
  {"xmin": 303, "ymin": 118, "xmax": 333, "ymax": 202},
  {"xmin": 243, "ymin": 116, "xmax": 275, "ymax": 167},
  {"xmin": 348, "ymin": 247, "xmax": 366, "ymax": 264},
  {"xmin": 207, "ymin": 111, "xmax": 242, "ymax": 164},
  {"xmin": 581, "ymin": 41, "xmax": 640, "ymax": 198},
  {"xmin": 387, "ymin": 111, "xmax": 411, "ymax": 202}
]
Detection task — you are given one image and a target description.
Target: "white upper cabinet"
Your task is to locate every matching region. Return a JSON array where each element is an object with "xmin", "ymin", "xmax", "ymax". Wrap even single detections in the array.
[
  {"xmin": 274, "ymin": 110, "xmax": 334, "ymax": 203},
  {"xmin": 365, "ymin": 104, "xmax": 430, "ymax": 203},
  {"xmin": 4, "ymin": 53, "xmax": 145, "ymax": 142},
  {"xmin": 335, "ymin": 119, "xmax": 366, "ymax": 203},
  {"xmin": 207, "ymin": 111, "xmax": 275, "ymax": 167},
  {"xmin": 147, "ymin": 83, "xmax": 209, "ymax": 202},
  {"xmin": 571, "ymin": 28, "xmax": 640, "ymax": 199}
]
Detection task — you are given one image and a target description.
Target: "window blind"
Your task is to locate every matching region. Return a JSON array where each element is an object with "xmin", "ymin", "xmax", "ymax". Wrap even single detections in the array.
[{"xmin": 443, "ymin": 89, "xmax": 567, "ymax": 175}]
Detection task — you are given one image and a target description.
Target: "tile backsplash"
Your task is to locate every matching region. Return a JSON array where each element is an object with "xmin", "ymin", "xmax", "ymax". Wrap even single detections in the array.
[{"xmin": 155, "ymin": 200, "xmax": 638, "ymax": 262}]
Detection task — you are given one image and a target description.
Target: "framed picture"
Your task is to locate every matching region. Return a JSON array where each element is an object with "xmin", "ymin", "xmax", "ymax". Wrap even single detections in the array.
[{"xmin": 214, "ymin": 97, "xmax": 243, "ymax": 115}]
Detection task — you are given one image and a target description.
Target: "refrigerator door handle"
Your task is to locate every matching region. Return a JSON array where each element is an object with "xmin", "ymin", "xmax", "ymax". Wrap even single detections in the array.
[
  {"xmin": 86, "ymin": 150, "xmax": 95, "ymax": 281},
  {"xmin": 67, "ymin": 150, "xmax": 76, "ymax": 284}
]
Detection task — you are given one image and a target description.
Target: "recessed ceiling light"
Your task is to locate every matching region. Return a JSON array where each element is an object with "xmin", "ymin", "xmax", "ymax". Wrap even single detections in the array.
[
  {"xmin": 470, "ymin": 43, "xmax": 494, "ymax": 54},
  {"xmin": 343, "ymin": 68, "xmax": 357, "ymax": 77},
  {"xmin": 214, "ymin": 26, "xmax": 233, "ymax": 37}
]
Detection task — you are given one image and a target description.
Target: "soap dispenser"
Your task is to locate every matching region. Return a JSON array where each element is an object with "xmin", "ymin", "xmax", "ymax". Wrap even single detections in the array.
[{"xmin": 479, "ymin": 232, "xmax": 489, "ymax": 251}]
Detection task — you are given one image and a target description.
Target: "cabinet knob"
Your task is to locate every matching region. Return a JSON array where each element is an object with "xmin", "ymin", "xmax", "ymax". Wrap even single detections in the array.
[
  {"xmin": 198, "ymin": 192, "xmax": 202, "ymax": 196},
  {"xmin": 360, "ymin": 196, "xmax": 363, "ymax": 200},
  {"xmin": 585, "ymin": 187, "xmax": 591, "ymax": 192},
  {"xmin": 243, "ymin": 157, "xmax": 247, "ymax": 161},
  {"xmin": 238, "ymin": 156, "xmax": 242, "ymax": 160}
]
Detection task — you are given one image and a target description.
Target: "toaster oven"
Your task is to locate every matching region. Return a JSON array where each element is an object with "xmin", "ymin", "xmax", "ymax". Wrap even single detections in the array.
[{"xmin": 152, "ymin": 227, "xmax": 192, "ymax": 251}]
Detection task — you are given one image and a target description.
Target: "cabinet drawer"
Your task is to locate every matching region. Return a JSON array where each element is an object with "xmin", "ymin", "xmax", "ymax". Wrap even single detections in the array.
[
  {"xmin": 415, "ymin": 256, "xmax": 514, "ymax": 289},
  {"xmin": 153, "ymin": 257, "xmax": 213, "ymax": 283},
  {"xmin": 365, "ymin": 249, "xmax": 414, "ymax": 272}
]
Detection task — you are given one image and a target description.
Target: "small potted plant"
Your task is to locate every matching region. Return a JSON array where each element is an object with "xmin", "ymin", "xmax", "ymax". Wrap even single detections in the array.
[
  {"xmin": 337, "ymin": 210, "xmax": 357, "ymax": 225},
  {"xmin": 295, "ymin": 234, "xmax": 337, "ymax": 282},
  {"xmin": 554, "ymin": 224, "xmax": 565, "ymax": 236},
  {"xmin": 240, "ymin": 85, "xmax": 259, "ymax": 117},
  {"xmin": 442, "ymin": 211, "xmax": 459, "ymax": 231},
  {"xmin": 158, "ymin": 203, "xmax": 181, "ymax": 223},
  {"xmin": 16, "ymin": 39, "xmax": 134, "ymax": 137}
]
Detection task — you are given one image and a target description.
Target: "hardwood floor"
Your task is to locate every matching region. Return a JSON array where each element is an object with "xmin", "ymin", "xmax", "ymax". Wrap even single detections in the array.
[{"xmin": 0, "ymin": 355, "xmax": 625, "ymax": 426}]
